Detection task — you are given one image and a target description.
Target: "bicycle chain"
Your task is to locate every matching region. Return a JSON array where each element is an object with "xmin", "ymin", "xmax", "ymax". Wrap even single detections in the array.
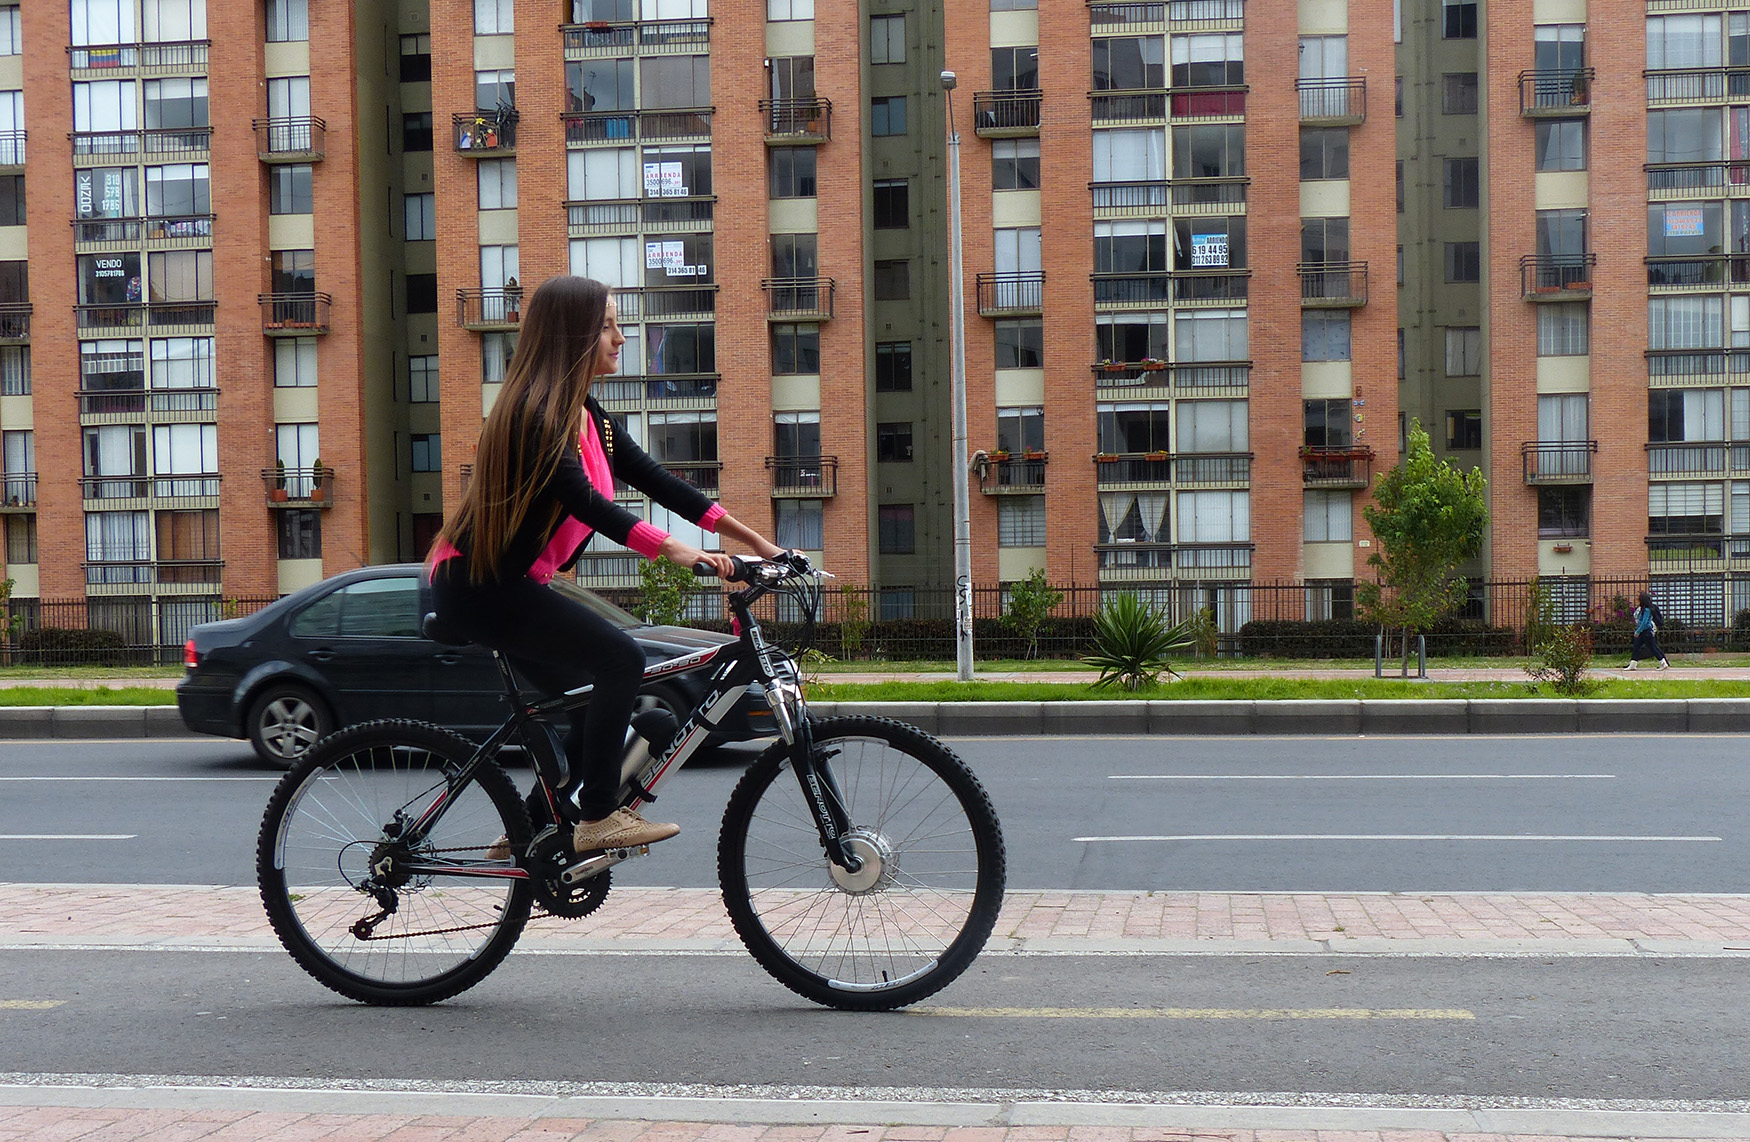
[{"xmin": 347, "ymin": 841, "xmax": 598, "ymax": 941}]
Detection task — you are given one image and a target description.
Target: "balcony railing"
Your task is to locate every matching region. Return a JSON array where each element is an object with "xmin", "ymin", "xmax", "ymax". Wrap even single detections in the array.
[
  {"xmin": 1300, "ymin": 445, "xmax": 1374, "ymax": 488},
  {"xmin": 1522, "ymin": 440, "xmax": 1597, "ymax": 483},
  {"xmin": 766, "ymin": 456, "xmax": 838, "ymax": 497},
  {"xmin": 456, "ymin": 287, "xmax": 524, "ymax": 330},
  {"xmin": 759, "ymin": 97, "xmax": 831, "ymax": 143},
  {"xmin": 80, "ymin": 475, "xmax": 151, "ymax": 501},
  {"xmin": 1172, "ymin": 176, "xmax": 1247, "ymax": 206},
  {"xmin": 1646, "ymin": 160, "xmax": 1750, "ymax": 192},
  {"xmin": 609, "ymin": 285, "xmax": 716, "ymax": 321},
  {"xmin": 263, "ymin": 466, "xmax": 335, "ymax": 507},
  {"xmin": 75, "ymin": 301, "xmax": 216, "ymax": 332},
  {"xmin": 1091, "ymin": 181, "xmax": 1171, "ymax": 214},
  {"xmin": 70, "ymin": 127, "xmax": 211, "ymax": 161},
  {"xmin": 1646, "ymin": 253, "xmax": 1750, "ymax": 288},
  {"xmin": 1299, "ymin": 261, "xmax": 1369, "ymax": 307},
  {"xmin": 1521, "ymin": 253, "xmax": 1595, "ymax": 300},
  {"xmin": 565, "ymin": 195, "xmax": 716, "ymax": 232},
  {"xmin": 1096, "ymin": 542, "xmax": 1253, "ymax": 580},
  {"xmin": 976, "ymin": 453, "xmax": 1048, "ymax": 493},
  {"xmin": 1646, "ymin": 535, "xmax": 1728, "ymax": 571},
  {"xmin": 1520, "ymin": 68, "xmax": 1594, "ymax": 114},
  {"xmin": 595, "ymin": 374, "xmax": 719, "ymax": 403},
  {"xmin": 1647, "ymin": 441, "xmax": 1734, "ymax": 476},
  {"xmin": 1091, "ymin": 361, "xmax": 1250, "ymax": 393},
  {"xmin": 973, "ymin": 90, "xmax": 1042, "ymax": 137},
  {"xmin": 80, "ymin": 473, "xmax": 217, "ymax": 500},
  {"xmin": 1171, "ymin": 268, "xmax": 1250, "ymax": 303},
  {"xmin": 762, "ymin": 277, "xmax": 835, "ymax": 321},
  {"xmin": 1089, "ymin": 0, "xmax": 1247, "ymax": 28},
  {"xmin": 1092, "ymin": 271, "xmax": 1170, "ymax": 306},
  {"xmin": 1094, "ymin": 453, "xmax": 1174, "ymax": 485},
  {"xmin": 1645, "ymin": 66, "xmax": 1749, "ymax": 104},
  {"xmin": 563, "ymin": 107, "xmax": 711, "ymax": 145},
  {"xmin": 76, "ymin": 386, "xmax": 220, "ymax": 417},
  {"xmin": 0, "ymin": 130, "xmax": 24, "ymax": 169},
  {"xmin": 85, "ymin": 558, "xmax": 223, "ymax": 586},
  {"xmin": 561, "ymin": 17, "xmax": 711, "ymax": 55},
  {"xmin": 1648, "ymin": 348, "xmax": 1750, "ymax": 379},
  {"xmin": 1092, "ymin": 360, "xmax": 1171, "ymax": 385},
  {"xmin": 253, "ymin": 116, "xmax": 326, "ymax": 162},
  {"xmin": 1174, "ymin": 452, "xmax": 1252, "ymax": 486},
  {"xmin": 259, "ymin": 292, "xmax": 332, "ymax": 335},
  {"xmin": 1090, "ymin": 91, "xmax": 1168, "ymax": 123},
  {"xmin": 0, "ymin": 303, "xmax": 30, "ymax": 342},
  {"xmin": 664, "ymin": 460, "xmax": 721, "ymax": 492},
  {"xmin": 1296, "ymin": 76, "xmax": 1366, "ymax": 124},
  {"xmin": 1, "ymin": 473, "xmax": 36, "ymax": 510},
  {"xmin": 976, "ymin": 271, "xmax": 1045, "ymax": 316},
  {"xmin": 66, "ymin": 39, "xmax": 209, "ymax": 73},
  {"xmin": 453, "ymin": 110, "xmax": 518, "ymax": 154}
]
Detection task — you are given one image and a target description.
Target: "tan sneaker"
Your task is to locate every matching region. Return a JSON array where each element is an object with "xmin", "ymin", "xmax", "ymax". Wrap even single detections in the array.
[{"xmin": 573, "ymin": 808, "xmax": 680, "ymax": 852}]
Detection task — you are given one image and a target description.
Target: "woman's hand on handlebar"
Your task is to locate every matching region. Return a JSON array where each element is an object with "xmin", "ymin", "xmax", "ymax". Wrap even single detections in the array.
[{"xmin": 659, "ymin": 535, "xmax": 736, "ymax": 579}]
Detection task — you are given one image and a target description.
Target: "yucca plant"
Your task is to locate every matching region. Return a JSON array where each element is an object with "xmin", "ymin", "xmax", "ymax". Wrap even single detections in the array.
[{"xmin": 1083, "ymin": 593, "xmax": 1198, "ymax": 691}]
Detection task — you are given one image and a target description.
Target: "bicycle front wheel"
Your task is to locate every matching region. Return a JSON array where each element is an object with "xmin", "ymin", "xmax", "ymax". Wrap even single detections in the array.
[
  {"xmin": 718, "ymin": 715, "xmax": 1006, "ymax": 1010},
  {"xmin": 256, "ymin": 720, "xmax": 533, "ymax": 1006}
]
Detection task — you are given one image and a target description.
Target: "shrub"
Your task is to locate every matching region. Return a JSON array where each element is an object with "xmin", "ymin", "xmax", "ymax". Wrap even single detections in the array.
[
  {"xmin": 14, "ymin": 627, "xmax": 129, "ymax": 665},
  {"xmin": 632, "ymin": 557, "xmax": 694, "ymax": 627},
  {"xmin": 1524, "ymin": 624, "xmax": 1596, "ymax": 695},
  {"xmin": 1084, "ymin": 593, "xmax": 1197, "ymax": 690},
  {"xmin": 837, "ymin": 583, "xmax": 870, "ymax": 659},
  {"xmin": 1003, "ymin": 569, "xmax": 1063, "ymax": 660},
  {"xmin": 1733, "ymin": 608, "xmax": 1750, "ymax": 651},
  {"xmin": 1237, "ymin": 619, "xmax": 1376, "ymax": 659}
]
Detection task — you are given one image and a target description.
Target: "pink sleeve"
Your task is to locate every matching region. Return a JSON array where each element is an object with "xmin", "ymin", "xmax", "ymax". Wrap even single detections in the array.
[
  {"xmin": 698, "ymin": 503, "xmax": 727, "ymax": 533},
  {"xmin": 626, "ymin": 520, "xmax": 670, "ymax": 560}
]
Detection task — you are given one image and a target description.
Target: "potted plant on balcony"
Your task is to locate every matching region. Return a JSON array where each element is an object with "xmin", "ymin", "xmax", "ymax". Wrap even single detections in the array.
[
  {"xmin": 1022, "ymin": 448, "xmax": 1047, "ymax": 461},
  {"xmin": 1145, "ymin": 449, "xmax": 1170, "ymax": 462},
  {"xmin": 989, "ymin": 448, "xmax": 1012, "ymax": 462},
  {"xmin": 271, "ymin": 460, "xmax": 288, "ymax": 503},
  {"xmin": 308, "ymin": 458, "xmax": 325, "ymax": 503},
  {"xmin": 1139, "ymin": 357, "xmax": 1167, "ymax": 372}
]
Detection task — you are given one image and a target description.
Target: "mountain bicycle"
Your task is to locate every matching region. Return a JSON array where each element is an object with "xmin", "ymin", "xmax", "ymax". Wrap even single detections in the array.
[{"xmin": 256, "ymin": 552, "xmax": 1007, "ymax": 1010}]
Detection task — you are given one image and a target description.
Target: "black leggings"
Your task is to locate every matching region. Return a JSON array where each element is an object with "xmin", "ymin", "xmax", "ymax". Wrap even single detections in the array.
[
  {"xmin": 430, "ymin": 562, "xmax": 644, "ymax": 819},
  {"xmin": 1630, "ymin": 629, "xmax": 1665, "ymax": 663}
]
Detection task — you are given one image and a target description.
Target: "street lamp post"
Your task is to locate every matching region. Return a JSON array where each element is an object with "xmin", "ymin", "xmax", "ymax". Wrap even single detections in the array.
[{"xmin": 942, "ymin": 69, "xmax": 975, "ymax": 682}]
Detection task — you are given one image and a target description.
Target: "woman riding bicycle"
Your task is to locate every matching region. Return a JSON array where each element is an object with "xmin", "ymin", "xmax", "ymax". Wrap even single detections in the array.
[{"xmin": 428, "ymin": 275, "xmax": 784, "ymax": 854}]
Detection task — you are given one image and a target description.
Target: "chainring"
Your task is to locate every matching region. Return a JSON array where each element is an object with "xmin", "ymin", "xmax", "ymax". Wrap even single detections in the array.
[{"xmin": 534, "ymin": 864, "xmax": 612, "ymax": 918}]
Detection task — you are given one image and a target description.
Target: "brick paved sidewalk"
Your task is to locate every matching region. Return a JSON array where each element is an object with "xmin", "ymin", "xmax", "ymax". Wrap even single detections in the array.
[{"xmin": 5, "ymin": 884, "xmax": 1750, "ymax": 951}]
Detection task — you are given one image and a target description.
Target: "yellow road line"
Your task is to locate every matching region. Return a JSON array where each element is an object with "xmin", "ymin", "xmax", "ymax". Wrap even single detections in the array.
[
  {"xmin": 913, "ymin": 1007, "xmax": 1474, "ymax": 1020},
  {"xmin": 0, "ymin": 1000, "xmax": 64, "ymax": 1010}
]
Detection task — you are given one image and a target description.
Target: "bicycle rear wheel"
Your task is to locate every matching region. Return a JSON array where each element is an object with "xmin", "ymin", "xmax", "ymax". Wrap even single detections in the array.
[
  {"xmin": 717, "ymin": 715, "xmax": 1006, "ymax": 1010},
  {"xmin": 257, "ymin": 720, "xmax": 533, "ymax": 1006}
]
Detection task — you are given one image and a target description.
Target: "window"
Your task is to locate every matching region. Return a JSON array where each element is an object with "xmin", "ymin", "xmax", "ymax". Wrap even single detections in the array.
[
  {"xmin": 482, "ymin": 332, "xmax": 517, "ymax": 384},
  {"xmin": 477, "ymin": 159, "xmax": 516, "ymax": 209},
  {"xmin": 1445, "ymin": 327, "xmax": 1482, "ymax": 376},
  {"xmin": 149, "ymin": 249, "xmax": 213, "ymax": 301},
  {"xmin": 768, "ymin": 55, "xmax": 814, "ymax": 100},
  {"xmin": 873, "ymin": 259, "xmax": 910, "ymax": 300},
  {"xmin": 273, "ymin": 338, "xmax": 316, "ymax": 388},
  {"xmin": 74, "ymin": 81, "xmax": 137, "ymax": 132},
  {"xmin": 1304, "ymin": 399, "xmax": 1352, "ymax": 447},
  {"xmin": 992, "ymin": 0, "xmax": 1036, "ymax": 9},
  {"xmin": 1537, "ymin": 208, "xmax": 1588, "ymax": 256},
  {"xmin": 871, "ymin": 96, "xmax": 907, "ymax": 136},
  {"xmin": 997, "ymin": 406, "xmax": 1045, "ymax": 453},
  {"xmin": 1441, "ymin": 72, "xmax": 1478, "ymax": 113},
  {"xmin": 403, "ymin": 193, "xmax": 435, "ymax": 240},
  {"xmin": 71, "ymin": 0, "xmax": 134, "ymax": 45},
  {"xmin": 878, "ymin": 505, "xmax": 916, "ymax": 554},
  {"xmin": 996, "ymin": 319, "xmax": 1043, "ymax": 368},
  {"xmin": 145, "ymin": 164, "xmax": 210, "ymax": 218},
  {"xmin": 647, "ymin": 411, "xmax": 718, "ymax": 465},
  {"xmin": 402, "ymin": 113, "xmax": 433, "ymax": 152},
  {"xmin": 1445, "ymin": 241, "xmax": 1481, "ymax": 282},
  {"xmin": 84, "ymin": 425, "xmax": 146, "ymax": 481},
  {"xmin": 277, "ymin": 510, "xmax": 321, "ymax": 559},
  {"xmin": 1538, "ymin": 303, "xmax": 1590, "ymax": 356},
  {"xmin": 0, "ymin": 346, "xmax": 27, "ymax": 395},
  {"xmin": 877, "ymin": 422, "xmax": 914, "ymax": 462},
  {"xmin": 144, "ymin": 78, "xmax": 207, "ymax": 129},
  {"xmin": 1443, "ymin": 157, "xmax": 1479, "ymax": 207},
  {"xmin": 1178, "ymin": 490, "xmax": 1249, "ymax": 543},
  {"xmin": 1098, "ymin": 313, "xmax": 1170, "ymax": 364},
  {"xmin": 876, "ymin": 342, "xmax": 912, "ymax": 391},
  {"xmin": 1171, "ymin": 33, "xmax": 1242, "ymax": 87},
  {"xmin": 770, "ymin": 147, "xmax": 817, "ymax": 198},
  {"xmin": 85, "ymin": 511, "xmax": 151, "ymax": 574},
  {"xmin": 1649, "ymin": 389, "xmax": 1725, "ymax": 442},
  {"xmin": 1537, "ymin": 23, "xmax": 1587, "ymax": 70},
  {"xmin": 1093, "ymin": 36, "xmax": 1164, "ymax": 89},
  {"xmin": 1443, "ymin": 0, "xmax": 1476, "ymax": 38},
  {"xmin": 1172, "ymin": 123, "xmax": 1245, "ymax": 179},
  {"xmin": 567, "ymin": 59, "xmax": 633, "ymax": 112},
  {"xmin": 410, "ymin": 434, "xmax": 441, "ymax": 472},
  {"xmin": 646, "ymin": 323, "xmax": 714, "ymax": 373},
  {"xmin": 0, "ymin": 174, "xmax": 21, "ymax": 226},
  {"xmin": 1306, "ymin": 579, "xmax": 1355, "ymax": 621},
  {"xmin": 1539, "ymin": 486, "xmax": 1589, "ymax": 538},
  {"xmin": 1097, "ymin": 402, "xmax": 1169, "ymax": 453},
  {"xmin": 767, "ymin": 0, "xmax": 813, "ymax": 19},
  {"xmin": 770, "ymin": 233, "xmax": 816, "ymax": 279},
  {"xmin": 1304, "ymin": 490, "xmax": 1352, "ymax": 542},
  {"xmin": 1300, "ymin": 216, "xmax": 1349, "ymax": 264},
  {"xmin": 1650, "ymin": 296, "xmax": 1723, "ymax": 349},
  {"xmin": 871, "ymin": 14, "xmax": 905, "ymax": 63},
  {"xmin": 474, "ymin": 68, "xmax": 515, "ymax": 113},
  {"xmin": 873, "ymin": 179, "xmax": 909, "ymax": 228},
  {"xmin": 1445, "ymin": 409, "xmax": 1483, "ymax": 450},
  {"xmin": 270, "ymin": 249, "xmax": 313, "ymax": 296},
  {"xmin": 399, "ymin": 34, "xmax": 431, "ymax": 82},
  {"xmin": 265, "ymin": 0, "xmax": 307, "ymax": 42},
  {"xmin": 474, "ymin": 0, "xmax": 513, "ymax": 34},
  {"xmin": 1176, "ymin": 308, "xmax": 1247, "ymax": 361},
  {"xmin": 771, "ymin": 323, "xmax": 820, "ymax": 374},
  {"xmin": 1176, "ymin": 399, "xmax": 1246, "ymax": 452},
  {"xmin": 292, "ymin": 577, "xmax": 423, "ymax": 639},
  {"xmin": 405, "ymin": 273, "xmax": 437, "ymax": 314},
  {"xmin": 1302, "ymin": 311, "xmax": 1351, "ymax": 362},
  {"xmin": 1647, "ymin": 15, "xmax": 1720, "ymax": 69},
  {"xmin": 6, "ymin": 515, "xmax": 35, "ymax": 563},
  {"xmin": 998, "ymin": 497, "xmax": 1046, "ymax": 546},
  {"xmin": 1096, "ymin": 220, "xmax": 1167, "ymax": 273},
  {"xmin": 993, "ymin": 45, "xmax": 1040, "ymax": 90},
  {"xmin": 1095, "ymin": 128, "xmax": 1166, "ymax": 182},
  {"xmin": 152, "ymin": 423, "xmax": 216, "ymax": 478},
  {"xmin": 640, "ymin": 56, "xmax": 708, "ymax": 110},
  {"xmin": 268, "ymin": 164, "xmax": 312, "ymax": 214},
  {"xmin": 1536, "ymin": 120, "xmax": 1586, "ymax": 171},
  {"xmin": 773, "ymin": 411, "xmax": 820, "ymax": 458},
  {"xmin": 0, "ymin": 6, "xmax": 18, "ymax": 55},
  {"xmin": 1649, "ymin": 482, "xmax": 1723, "ymax": 534},
  {"xmin": 1299, "ymin": 128, "xmax": 1349, "ymax": 180},
  {"xmin": 409, "ymin": 355, "xmax": 438, "ymax": 403},
  {"xmin": 993, "ymin": 139, "xmax": 1040, "ymax": 190},
  {"xmin": 1648, "ymin": 108, "xmax": 1721, "ymax": 164},
  {"xmin": 1395, "ymin": 75, "xmax": 1403, "ymax": 116},
  {"xmin": 774, "ymin": 499, "xmax": 823, "ymax": 550}
]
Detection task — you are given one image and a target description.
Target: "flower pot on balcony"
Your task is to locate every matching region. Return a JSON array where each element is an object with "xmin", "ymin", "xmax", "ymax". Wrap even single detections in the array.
[
  {"xmin": 309, "ymin": 487, "xmax": 325, "ymax": 503},
  {"xmin": 270, "ymin": 488, "xmax": 288, "ymax": 502},
  {"xmin": 1139, "ymin": 360, "xmax": 1167, "ymax": 371},
  {"xmin": 1145, "ymin": 451, "xmax": 1170, "ymax": 462},
  {"xmin": 990, "ymin": 450, "xmax": 1011, "ymax": 462}
]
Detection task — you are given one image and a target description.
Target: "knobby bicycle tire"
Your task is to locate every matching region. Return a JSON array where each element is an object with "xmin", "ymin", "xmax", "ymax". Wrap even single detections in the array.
[
  {"xmin": 717, "ymin": 715, "xmax": 1006, "ymax": 1010},
  {"xmin": 257, "ymin": 719, "xmax": 534, "ymax": 1006}
]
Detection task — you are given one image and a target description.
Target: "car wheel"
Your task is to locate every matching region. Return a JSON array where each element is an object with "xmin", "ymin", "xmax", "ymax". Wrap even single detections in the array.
[{"xmin": 247, "ymin": 684, "xmax": 333, "ymax": 768}]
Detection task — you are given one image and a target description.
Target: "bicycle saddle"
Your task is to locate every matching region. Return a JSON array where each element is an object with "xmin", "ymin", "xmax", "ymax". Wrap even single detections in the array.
[{"xmin": 421, "ymin": 612, "xmax": 473, "ymax": 647}]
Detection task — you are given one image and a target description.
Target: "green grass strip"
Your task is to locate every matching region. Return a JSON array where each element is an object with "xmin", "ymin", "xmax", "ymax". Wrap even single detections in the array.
[
  {"xmin": 808, "ymin": 677, "xmax": 1750, "ymax": 702},
  {"xmin": 0, "ymin": 687, "xmax": 179, "ymax": 707}
]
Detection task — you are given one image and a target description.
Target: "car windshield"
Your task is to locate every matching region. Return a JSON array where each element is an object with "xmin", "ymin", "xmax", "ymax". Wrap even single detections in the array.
[{"xmin": 547, "ymin": 575, "xmax": 641, "ymax": 628}]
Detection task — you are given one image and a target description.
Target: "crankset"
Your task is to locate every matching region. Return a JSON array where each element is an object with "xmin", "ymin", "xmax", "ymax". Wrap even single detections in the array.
[{"xmin": 527, "ymin": 828, "xmax": 613, "ymax": 917}]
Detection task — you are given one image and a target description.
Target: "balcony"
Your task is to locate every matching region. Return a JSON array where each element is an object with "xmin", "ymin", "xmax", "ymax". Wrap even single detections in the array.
[
  {"xmin": 1096, "ymin": 542, "xmax": 1253, "ymax": 581},
  {"xmin": 561, "ymin": 17, "xmax": 711, "ymax": 57},
  {"xmin": 263, "ymin": 466, "xmax": 335, "ymax": 508},
  {"xmin": 975, "ymin": 452, "xmax": 1048, "ymax": 494},
  {"xmin": 665, "ymin": 460, "xmax": 721, "ymax": 492},
  {"xmin": 1094, "ymin": 452, "xmax": 1174, "ymax": 487},
  {"xmin": 763, "ymin": 277, "xmax": 835, "ymax": 321},
  {"xmin": 1296, "ymin": 76, "xmax": 1366, "ymax": 125},
  {"xmin": 1647, "ymin": 441, "xmax": 1734, "ymax": 477},
  {"xmin": 67, "ymin": 39, "xmax": 209, "ymax": 76},
  {"xmin": 759, "ymin": 97, "xmax": 831, "ymax": 143},
  {"xmin": 1092, "ymin": 360, "xmax": 1171, "ymax": 387},
  {"xmin": 78, "ymin": 472, "xmax": 218, "ymax": 502},
  {"xmin": 1300, "ymin": 445, "xmax": 1374, "ymax": 489},
  {"xmin": 1090, "ymin": 91, "xmax": 1167, "ymax": 125},
  {"xmin": 976, "ymin": 271, "xmax": 1044, "ymax": 317},
  {"xmin": 75, "ymin": 301, "xmax": 216, "ymax": 333},
  {"xmin": 456, "ymin": 287, "xmax": 523, "ymax": 331},
  {"xmin": 1646, "ymin": 534, "xmax": 1728, "ymax": 573},
  {"xmin": 1521, "ymin": 253, "xmax": 1595, "ymax": 301},
  {"xmin": 1091, "ymin": 181, "xmax": 1171, "ymax": 216},
  {"xmin": 1171, "ymin": 268, "xmax": 1250, "ymax": 303},
  {"xmin": 766, "ymin": 456, "xmax": 838, "ymax": 498},
  {"xmin": 72, "ymin": 215, "xmax": 215, "ymax": 248},
  {"xmin": 566, "ymin": 195, "xmax": 716, "ymax": 234},
  {"xmin": 564, "ymin": 107, "xmax": 711, "ymax": 146},
  {"xmin": 609, "ymin": 285, "xmax": 716, "ymax": 321},
  {"xmin": 1520, "ymin": 68, "xmax": 1593, "ymax": 115},
  {"xmin": 1522, "ymin": 440, "xmax": 1597, "ymax": 483},
  {"xmin": 1089, "ymin": 0, "xmax": 1247, "ymax": 30},
  {"xmin": 1645, "ymin": 66, "xmax": 1749, "ymax": 105},
  {"xmin": 1, "ymin": 473, "xmax": 36, "ymax": 511},
  {"xmin": 453, "ymin": 110, "xmax": 517, "ymax": 155},
  {"xmin": 77, "ymin": 386, "xmax": 219, "ymax": 418},
  {"xmin": 86, "ymin": 558, "xmax": 223, "ymax": 588},
  {"xmin": 253, "ymin": 116, "xmax": 325, "ymax": 162},
  {"xmin": 1646, "ymin": 253, "xmax": 1750, "ymax": 289},
  {"xmin": 1299, "ymin": 261, "xmax": 1369, "ymax": 307},
  {"xmin": 1171, "ymin": 176, "xmax": 1248, "ymax": 207},
  {"xmin": 1648, "ymin": 348, "xmax": 1750, "ymax": 381},
  {"xmin": 259, "ymin": 292, "xmax": 332, "ymax": 335},
  {"xmin": 0, "ymin": 130, "xmax": 23, "ymax": 171},
  {"xmin": 1646, "ymin": 160, "xmax": 1750, "ymax": 195},
  {"xmin": 1169, "ymin": 360, "xmax": 1250, "ymax": 394},
  {"xmin": 1174, "ymin": 452, "xmax": 1252, "ymax": 487},
  {"xmin": 0, "ymin": 303, "xmax": 30, "ymax": 343},
  {"xmin": 70, "ymin": 127, "xmax": 211, "ymax": 163},
  {"xmin": 595, "ymin": 374, "xmax": 719, "ymax": 404},
  {"xmin": 972, "ymin": 90, "xmax": 1042, "ymax": 137},
  {"xmin": 1093, "ymin": 271, "xmax": 1170, "ymax": 307}
]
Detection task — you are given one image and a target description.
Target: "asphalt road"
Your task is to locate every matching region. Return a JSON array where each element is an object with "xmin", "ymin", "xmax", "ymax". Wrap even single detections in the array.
[
  {"xmin": 0, "ymin": 733, "xmax": 1745, "ymax": 891},
  {"xmin": 0, "ymin": 949, "xmax": 1745, "ymax": 1101}
]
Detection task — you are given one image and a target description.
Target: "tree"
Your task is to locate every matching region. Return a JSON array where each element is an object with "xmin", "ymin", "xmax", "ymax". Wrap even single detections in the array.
[
  {"xmin": 1357, "ymin": 420, "xmax": 1488, "ymax": 676},
  {"xmin": 633, "ymin": 556, "xmax": 695, "ymax": 627},
  {"xmin": 1003, "ymin": 568, "xmax": 1063, "ymax": 659}
]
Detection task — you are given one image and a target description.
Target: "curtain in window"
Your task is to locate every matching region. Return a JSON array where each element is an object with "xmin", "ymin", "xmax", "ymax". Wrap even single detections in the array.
[{"xmin": 85, "ymin": 511, "xmax": 150, "ymax": 561}]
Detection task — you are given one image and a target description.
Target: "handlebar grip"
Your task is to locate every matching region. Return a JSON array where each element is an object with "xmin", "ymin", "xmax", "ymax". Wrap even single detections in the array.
[{"xmin": 692, "ymin": 560, "xmax": 717, "ymax": 577}]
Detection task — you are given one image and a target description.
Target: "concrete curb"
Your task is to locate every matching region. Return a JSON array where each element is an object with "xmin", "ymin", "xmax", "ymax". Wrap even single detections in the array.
[{"xmin": 6, "ymin": 698, "xmax": 1750, "ymax": 740}]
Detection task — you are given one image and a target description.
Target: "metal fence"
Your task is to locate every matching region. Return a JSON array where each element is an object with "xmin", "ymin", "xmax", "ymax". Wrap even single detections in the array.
[{"xmin": 0, "ymin": 595, "xmax": 279, "ymax": 666}]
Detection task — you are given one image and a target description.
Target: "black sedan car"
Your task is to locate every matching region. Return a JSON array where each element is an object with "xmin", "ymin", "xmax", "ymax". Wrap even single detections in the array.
[{"xmin": 177, "ymin": 563, "xmax": 775, "ymax": 766}]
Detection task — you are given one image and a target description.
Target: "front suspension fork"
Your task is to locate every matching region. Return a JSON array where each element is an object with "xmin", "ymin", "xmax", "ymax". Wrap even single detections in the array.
[{"xmin": 788, "ymin": 722, "xmax": 863, "ymax": 873}]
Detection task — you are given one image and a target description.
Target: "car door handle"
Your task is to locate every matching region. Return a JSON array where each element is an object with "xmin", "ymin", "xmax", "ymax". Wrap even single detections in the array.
[
  {"xmin": 436, "ymin": 652, "xmax": 463, "ymax": 665},
  {"xmin": 307, "ymin": 648, "xmax": 336, "ymax": 663}
]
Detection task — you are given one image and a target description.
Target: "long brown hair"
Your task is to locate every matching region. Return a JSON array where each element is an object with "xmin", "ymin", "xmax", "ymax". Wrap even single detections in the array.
[{"xmin": 435, "ymin": 275, "xmax": 610, "ymax": 582}]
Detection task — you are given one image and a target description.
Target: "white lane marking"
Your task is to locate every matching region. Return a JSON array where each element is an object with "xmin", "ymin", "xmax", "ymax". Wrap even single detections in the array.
[
  {"xmin": 0, "ymin": 777, "xmax": 275, "ymax": 782},
  {"xmin": 1108, "ymin": 773, "xmax": 1616, "ymax": 780},
  {"xmin": 1075, "ymin": 834, "xmax": 1722, "ymax": 843},
  {"xmin": 0, "ymin": 835, "xmax": 137, "ymax": 841}
]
